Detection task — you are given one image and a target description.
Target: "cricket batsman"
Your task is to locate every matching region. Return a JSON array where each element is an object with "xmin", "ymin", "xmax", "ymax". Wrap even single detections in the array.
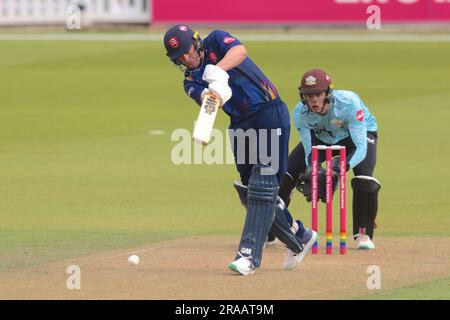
[
  {"xmin": 163, "ymin": 25, "xmax": 316, "ymax": 275},
  {"xmin": 278, "ymin": 69, "xmax": 380, "ymax": 249}
]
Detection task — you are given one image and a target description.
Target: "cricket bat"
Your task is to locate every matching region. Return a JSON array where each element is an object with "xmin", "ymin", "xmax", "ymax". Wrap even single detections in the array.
[{"xmin": 192, "ymin": 92, "xmax": 220, "ymax": 145}]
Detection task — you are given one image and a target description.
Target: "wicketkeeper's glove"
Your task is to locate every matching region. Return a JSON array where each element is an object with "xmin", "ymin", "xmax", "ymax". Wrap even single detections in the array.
[
  {"xmin": 296, "ymin": 166, "xmax": 322, "ymax": 202},
  {"xmin": 296, "ymin": 166, "xmax": 339, "ymax": 203}
]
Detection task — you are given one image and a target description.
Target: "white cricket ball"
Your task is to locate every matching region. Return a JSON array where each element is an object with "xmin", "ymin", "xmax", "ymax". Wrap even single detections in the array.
[{"xmin": 128, "ymin": 255, "xmax": 140, "ymax": 266}]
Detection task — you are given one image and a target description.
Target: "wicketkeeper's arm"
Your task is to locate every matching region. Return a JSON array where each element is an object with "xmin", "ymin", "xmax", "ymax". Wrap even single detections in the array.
[
  {"xmin": 298, "ymin": 127, "xmax": 313, "ymax": 166},
  {"xmin": 348, "ymin": 118, "xmax": 368, "ymax": 169}
]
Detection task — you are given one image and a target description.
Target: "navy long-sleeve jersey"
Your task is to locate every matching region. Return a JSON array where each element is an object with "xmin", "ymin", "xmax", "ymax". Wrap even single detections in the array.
[{"xmin": 183, "ymin": 30, "xmax": 280, "ymax": 125}]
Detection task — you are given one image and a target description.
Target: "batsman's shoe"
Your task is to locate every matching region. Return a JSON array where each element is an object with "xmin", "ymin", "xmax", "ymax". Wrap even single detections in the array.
[
  {"xmin": 356, "ymin": 234, "xmax": 375, "ymax": 250},
  {"xmin": 228, "ymin": 257, "xmax": 255, "ymax": 276},
  {"xmin": 283, "ymin": 229, "xmax": 317, "ymax": 271}
]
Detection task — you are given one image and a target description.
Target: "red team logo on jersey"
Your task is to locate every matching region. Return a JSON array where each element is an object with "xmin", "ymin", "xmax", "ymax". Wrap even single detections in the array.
[
  {"xmin": 356, "ymin": 109, "xmax": 364, "ymax": 122},
  {"xmin": 223, "ymin": 36, "xmax": 236, "ymax": 44},
  {"xmin": 168, "ymin": 37, "xmax": 179, "ymax": 48},
  {"xmin": 209, "ymin": 51, "xmax": 217, "ymax": 63}
]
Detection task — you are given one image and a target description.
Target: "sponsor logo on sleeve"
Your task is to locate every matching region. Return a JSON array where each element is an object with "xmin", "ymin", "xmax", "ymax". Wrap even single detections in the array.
[
  {"xmin": 223, "ymin": 36, "xmax": 236, "ymax": 44},
  {"xmin": 356, "ymin": 109, "xmax": 364, "ymax": 122},
  {"xmin": 209, "ymin": 51, "xmax": 217, "ymax": 63}
]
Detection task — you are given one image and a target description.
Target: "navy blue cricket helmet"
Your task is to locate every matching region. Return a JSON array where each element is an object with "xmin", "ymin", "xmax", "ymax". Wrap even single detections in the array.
[{"xmin": 163, "ymin": 24, "xmax": 203, "ymax": 63}]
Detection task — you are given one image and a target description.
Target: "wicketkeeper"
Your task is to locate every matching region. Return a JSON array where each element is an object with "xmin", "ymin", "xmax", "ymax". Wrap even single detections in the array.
[
  {"xmin": 163, "ymin": 25, "xmax": 316, "ymax": 275},
  {"xmin": 278, "ymin": 69, "xmax": 380, "ymax": 249}
]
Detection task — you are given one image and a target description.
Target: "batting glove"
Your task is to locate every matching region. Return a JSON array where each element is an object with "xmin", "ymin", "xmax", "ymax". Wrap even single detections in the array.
[
  {"xmin": 202, "ymin": 64, "xmax": 229, "ymax": 84},
  {"xmin": 208, "ymin": 80, "xmax": 232, "ymax": 106}
]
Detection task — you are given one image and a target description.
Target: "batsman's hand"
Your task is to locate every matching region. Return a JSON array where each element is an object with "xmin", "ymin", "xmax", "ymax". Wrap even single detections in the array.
[
  {"xmin": 200, "ymin": 88, "xmax": 209, "ymax": 101},
  {"xmin": 208, "ymin": 81, "xmax": 232, "ymax": 106},
  {"xmin": 202, "ymin": 64, "xmax": 229, "ymax": 84}
]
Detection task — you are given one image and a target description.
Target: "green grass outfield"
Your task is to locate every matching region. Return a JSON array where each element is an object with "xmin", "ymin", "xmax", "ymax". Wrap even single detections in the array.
[
  {"xmin": 359, "ymin": 276, "xmax": 450, "ymax": 300},
  {"xmin": 0, "ymin": 36, "xmax": 449, "ymax": 298}
]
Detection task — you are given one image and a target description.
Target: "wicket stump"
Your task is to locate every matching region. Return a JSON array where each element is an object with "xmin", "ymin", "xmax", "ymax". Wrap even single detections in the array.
[{"xmin": 311, "ymin": 145, "xmax": 347, "ymax": 255}]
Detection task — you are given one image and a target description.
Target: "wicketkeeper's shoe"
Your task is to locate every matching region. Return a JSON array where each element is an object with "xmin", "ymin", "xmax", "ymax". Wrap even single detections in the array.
[
  {"xmin": 265, "ymin": 238, "xmax": 278, "ymax": 247},
  {"xmin": 228, "ymin": 257, "xmax": 255, "ymax": 276},
  {"xmin": 283, "ymin": 228, "xmax": 317, "ymax": 270},
  {"xmin": 265, "ymin": 232, "xmax": 278, "ymax": 247},
  {"xmin": 356, "ymin": 234, "xmax": 375, "ymax": 250}
]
